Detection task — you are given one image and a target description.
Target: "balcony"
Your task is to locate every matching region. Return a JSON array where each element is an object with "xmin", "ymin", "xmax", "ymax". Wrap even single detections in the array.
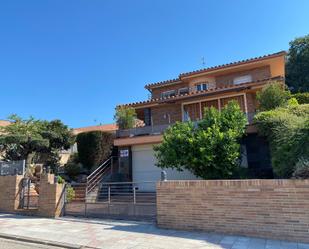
[
  {"xmin": 116, "ymin": 112, "xmax": 256, "ymax": 139},
  {"xmin": 116, "ymin": 124, "xmax": 170, "ymax": 138}
]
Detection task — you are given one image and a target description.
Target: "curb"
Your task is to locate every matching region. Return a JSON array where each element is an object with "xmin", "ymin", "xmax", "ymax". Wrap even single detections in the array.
[{"xmin": 0, "ymin": 232, "xmax": 98, "ymax": 249}]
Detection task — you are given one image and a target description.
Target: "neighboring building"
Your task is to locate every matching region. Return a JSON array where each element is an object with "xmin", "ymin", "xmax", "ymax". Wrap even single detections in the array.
[
  {"xmin": 113, "ymin": 51, "xmax": 286, "ymax": 185},
  {"xmin": 73, "ymin": 123, "xmax": 117, "ymax": 135},
  {"xmin": 0, "ymin": 120, "xmax": 11, "ymax": 128}
]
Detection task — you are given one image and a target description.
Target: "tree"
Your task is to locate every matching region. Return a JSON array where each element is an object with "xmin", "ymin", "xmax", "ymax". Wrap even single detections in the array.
[
  {"xmin": 114, "ymin": 106, "xmax": 136, "ymax": 129},
  {"xmin": 0, "ymin": 115, "xmax": 74, "ymax": 170},
  {"xmin": 76, "ymin": 131, "xmax": 113, "ymax": 171},
  {"xmin": 286, "ymin": 34, "xmax": 309, "ymax": 92},
  {"xmin": 154, "ymin": 101, "xmax": 247, "ymax": 179},
  {"xmin": 256, "ymin": 82, "xmax": 291, "ymax": 111}
]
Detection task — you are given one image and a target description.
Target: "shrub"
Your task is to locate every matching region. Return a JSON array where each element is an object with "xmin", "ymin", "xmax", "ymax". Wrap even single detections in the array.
[
  {"xmin": 76, "ymin": 131, "xmax": 113, "ymax": 171},
  {"xmin": 154, "ymin": 101, "xmax": 247, "ymax": 179},
  {"xmin": 256, "ymin": 82, "xmax": 291, "ymax": 111},
  {"xmin": 255, "ymin": 104, "xmax": 309, "ymax": 178},
  {"xmin": 293, "ymin": 92, "xmax": 309, "ymax": 104},
  {"xmin": 114, "ymin": 106, "xmax": 136, "ymax": 129},
  {"xmin": 293, "ymin": 158, "xmax": 309, "ymax": 179},
  {"xmin": 65, "ymin": 162, "xmax": 83, "ymax": 180},
  {"xmin": 66, "ymin": 186, "xmax": 75, "ymax": 202},
  {"xmin": 57, "ymin": 175, "xmax": 65, "ymax": 184}
]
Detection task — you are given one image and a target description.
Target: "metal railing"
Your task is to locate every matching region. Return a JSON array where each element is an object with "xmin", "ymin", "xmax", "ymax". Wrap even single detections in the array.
[
  {"xmin": 116, "ymin": 124, "xmax": 170, "ymax": 138},
  {"xmin": 96, "ymin": 181, "xmax": 156, "ymax": 204},
  {"xmin": 86, "ymin": 157, "xmax": 114, "ymax": 195}
]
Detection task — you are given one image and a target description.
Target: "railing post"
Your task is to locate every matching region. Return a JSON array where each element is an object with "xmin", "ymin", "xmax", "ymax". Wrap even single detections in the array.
[
  {"xmin": 27, "ymin": 179, "xmax": 30, "ymax": 209},
  {"xmin": 108, "ymin": 185, "xmax": 111, "ymax": 204},
  {"xmin": 133, "ymin": 187, "xmax": 136, "ymax": 204}
]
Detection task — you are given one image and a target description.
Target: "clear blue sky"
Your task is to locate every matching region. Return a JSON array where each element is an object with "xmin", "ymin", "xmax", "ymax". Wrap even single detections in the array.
[{"xmin": 1, "ymin": 0, "xmax": 308, "ymax": 128}]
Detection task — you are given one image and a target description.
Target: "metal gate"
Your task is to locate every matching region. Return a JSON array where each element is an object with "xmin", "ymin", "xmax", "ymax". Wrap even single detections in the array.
[
  {"xmin": 20, "ymin": 178, "xmax": 39, "ymax": 209},
  {"xmin": 64, "ymin": 181, "xmax": 157, "ymax": 221}
]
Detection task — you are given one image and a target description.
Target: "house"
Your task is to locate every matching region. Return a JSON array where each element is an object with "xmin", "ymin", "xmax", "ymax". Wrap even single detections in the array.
[{"xmin": 113, "ymin": 51, "xmax": 286, "ymax": 186}]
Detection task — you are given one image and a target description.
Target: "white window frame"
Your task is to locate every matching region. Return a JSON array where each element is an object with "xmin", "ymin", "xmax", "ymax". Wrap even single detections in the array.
[
  {"xmin": 233, "ymin": 75, "xmax": 252, "ymax": 85},
  {"xmin": 161, "ymin": 90, "xmax": 176, "ymax": 98}
]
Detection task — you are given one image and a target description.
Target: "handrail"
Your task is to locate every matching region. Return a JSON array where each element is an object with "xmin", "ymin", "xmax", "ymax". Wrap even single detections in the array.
[
  {"xmin": 87, "ymin": 157, "xmax": 112, "ymax": 181},
  {"xmin": 86, "ymin": 156, "xmax": 115, "ymax": 195}
]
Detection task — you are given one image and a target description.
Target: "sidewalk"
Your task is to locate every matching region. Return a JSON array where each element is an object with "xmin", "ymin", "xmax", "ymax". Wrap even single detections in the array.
[{"xmin": 0, "ymin": 213, "xmax": 309, "ymax": 249}]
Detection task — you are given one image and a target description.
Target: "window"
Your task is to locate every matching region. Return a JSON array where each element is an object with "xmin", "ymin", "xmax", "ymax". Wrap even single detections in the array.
[
  {"xmin": 161, "ymin": 90, "xmax": 176, "ymax": 98},
  {"xmin": 196, "ymin": 83, "xmax": 209, "ymax": 91},
  {"xmin": 233, "ymin": 75, "xmax": 252, "ymax": 85},
  {"xmin": 178, "ymin": 87, "xmax": 189, "ymax": 95}
]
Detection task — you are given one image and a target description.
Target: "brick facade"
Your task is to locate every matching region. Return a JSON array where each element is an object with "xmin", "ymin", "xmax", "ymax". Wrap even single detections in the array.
[
  {"xmin": 151, "ymin": 103, "xmax": 182, "ymax": 125},
  {"xmin": 157, "ymin": 180, "xmax": 309, "ymax": 243},
  {"xmin": 215, "ymin": 66, "xmax": 271, "ymax": 88},
  {"xmin": 151, "ymin": 82, "xmax": 188, "ymax": 99}
]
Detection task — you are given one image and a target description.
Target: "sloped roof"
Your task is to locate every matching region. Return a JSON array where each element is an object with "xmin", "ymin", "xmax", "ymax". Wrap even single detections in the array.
[
  {"xmin": 0, "ymin": 120, "xmax": 11, "ymax": 127},
  {"xmin": 73, "ymin": 123, "xmax": 117, "ymax": 135},
  {"xmin": 145, "ymin": 51, "xmax": 286, "ymax": 90}
]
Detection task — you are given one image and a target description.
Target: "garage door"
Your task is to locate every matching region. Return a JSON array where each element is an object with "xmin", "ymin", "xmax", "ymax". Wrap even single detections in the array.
[{"xmin": 132, "ymin": 144, "xmax": 198, "ymax": 191}]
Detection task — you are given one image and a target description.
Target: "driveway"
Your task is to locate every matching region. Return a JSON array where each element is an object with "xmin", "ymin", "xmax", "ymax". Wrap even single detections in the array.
[{"xmin": 0, "ymin": 213, "xmax": 308, "ymax": 249}]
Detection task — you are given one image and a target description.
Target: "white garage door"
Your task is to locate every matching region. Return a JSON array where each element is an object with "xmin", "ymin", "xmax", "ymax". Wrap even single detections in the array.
[{"xmin": 132, "ymin": 144, "xmax": 198, "ymax": 191}]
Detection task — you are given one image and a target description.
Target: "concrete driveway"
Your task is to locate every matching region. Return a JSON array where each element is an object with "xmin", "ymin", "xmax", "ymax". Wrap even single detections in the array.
[{"xmin": 0, "ymin": 213, "xmax": 308, "ymax": 249}]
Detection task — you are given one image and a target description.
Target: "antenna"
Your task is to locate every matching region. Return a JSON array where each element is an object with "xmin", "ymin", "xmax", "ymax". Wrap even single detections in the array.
[{"xmin": 201, "ymin": 57, "xmax": 206, "ymax": 66}]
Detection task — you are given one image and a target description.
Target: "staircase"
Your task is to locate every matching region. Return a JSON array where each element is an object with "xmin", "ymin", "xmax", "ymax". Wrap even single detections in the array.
[{"xmin": 97, "ymin": 183, "xmax": 133, "ymax": 202}]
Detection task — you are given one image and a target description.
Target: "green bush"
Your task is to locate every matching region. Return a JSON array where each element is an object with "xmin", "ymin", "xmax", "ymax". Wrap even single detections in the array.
[
  {"xmin": 256, "ymin": 82, "xmax": 291, "ymax": 111},
  {"xmin": 76, "ymin": 131, "xmax": 113, "ymax": 171},
  {"xmin": 114, "ymin": 106, "xmax": 136, "ymax": 129},
  {"xmin": 255, "ymin": 104, "xmax": 309, "ymax": 178},
  {"xmin": 57, "ymin": 175, "xmax": 65, "ymax": 184},
  {"xmin": 154, "ymin": 101, "xmax": 247, "ymax": 179},
  {"xmin": 293, "ymin": 92, "xmax": 309, "ymax": 104},
  {"xmin": 66, "ymin": 186, "xmax": 75, "ymax": 202},
  {"xmin": 65, "ymin": 162, "xmax": 83, "ymax": 180}
]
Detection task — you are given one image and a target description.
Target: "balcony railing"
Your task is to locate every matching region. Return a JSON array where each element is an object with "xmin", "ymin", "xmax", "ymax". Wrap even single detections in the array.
[
  {"xmin": 116, "ymin": 124, "xmax": 170, "ymax": 138},
  {"xmin": 116, "ymin": 113, "xmax": 256, "ymax": 138}
]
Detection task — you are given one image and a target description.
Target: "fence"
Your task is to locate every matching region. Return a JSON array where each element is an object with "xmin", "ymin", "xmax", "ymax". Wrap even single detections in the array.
[{"xmin": 65, "ymin": 181, "xmax": 157, "ymax": 221}]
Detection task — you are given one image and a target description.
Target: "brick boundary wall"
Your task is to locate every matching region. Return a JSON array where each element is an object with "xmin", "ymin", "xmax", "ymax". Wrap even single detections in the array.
[
  {"xmin": 0, "ymin": 175, "xmax": 23, "ymax": 212},
  {"xmin": 157, "ymin": 180, "xmax": 309, "ymax": 243},
  {"xmin": 0, "ymin": 174, "xmax": 64, "ymax": 218}
]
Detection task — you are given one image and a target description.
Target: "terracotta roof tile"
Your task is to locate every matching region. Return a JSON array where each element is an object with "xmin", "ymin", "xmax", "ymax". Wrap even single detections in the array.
[
  {"xmin": 145, "ymin": 51, "xmax": 286, "ymax": 90},
  {"xmin": 73, "ymin": 123, "xmax": 117, "ymax": 135}
]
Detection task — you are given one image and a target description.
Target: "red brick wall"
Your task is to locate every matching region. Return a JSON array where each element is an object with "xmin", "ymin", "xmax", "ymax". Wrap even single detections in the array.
[
  {"xmin": 157, "ymin": 180, "xmax": 309, "ymax": 243},
  {"xmin": 151, "ymin": 82, "xmax": 189, "ymax": 99},
  {"xmin": 151, "ymin": 104, "xmax": 182, "ymax": 125}
]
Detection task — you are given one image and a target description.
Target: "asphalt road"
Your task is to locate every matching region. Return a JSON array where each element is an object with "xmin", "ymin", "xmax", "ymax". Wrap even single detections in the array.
[{"xmin": 0, "ymin": 238, "xmax": 65, "ymax": 249}]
